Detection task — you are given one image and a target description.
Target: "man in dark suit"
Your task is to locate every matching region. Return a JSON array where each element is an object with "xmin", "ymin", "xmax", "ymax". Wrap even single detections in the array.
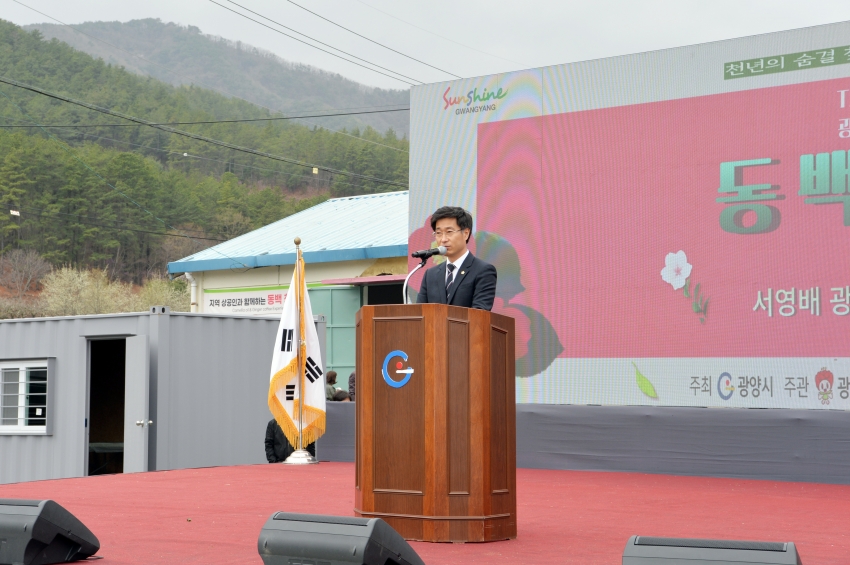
[
  {"xmin": 416, "ymin": 206, "xmax": 497, "ymax": 311},
  {"xmin": 264, "ymin": 419, "xmax": 315, "ymax": 462}
]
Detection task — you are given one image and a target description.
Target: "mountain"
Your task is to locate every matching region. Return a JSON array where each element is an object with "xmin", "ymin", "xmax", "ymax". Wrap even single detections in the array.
[
  {"xmin": 24, "ymin": 19, "xmax": 410, "ymax": 135},
  {"xmin": 0, "ymin": 20, "xmax": 408, "ymax": 283},
  {"xmin": 0, "ymin": 19, "xmax": 408, "ymax": 195}
]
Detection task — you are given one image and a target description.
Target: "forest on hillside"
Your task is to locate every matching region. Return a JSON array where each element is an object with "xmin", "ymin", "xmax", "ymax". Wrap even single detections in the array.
[
  {"xmin": 25, "ymin": 19, "xmax": 411, "ymax": 135},
  {"xmin": 0, "ymin": 20, "xmax": 409, "ymax": 289},
  {"xmin": 0, "ymin": 130, "xmax": 325, "ymax": 281}
]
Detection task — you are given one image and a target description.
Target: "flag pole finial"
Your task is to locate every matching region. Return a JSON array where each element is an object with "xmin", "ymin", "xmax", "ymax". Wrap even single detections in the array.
[{"xmin": 294, "ymin": 237, "xmax": 301, "ymax": 246}]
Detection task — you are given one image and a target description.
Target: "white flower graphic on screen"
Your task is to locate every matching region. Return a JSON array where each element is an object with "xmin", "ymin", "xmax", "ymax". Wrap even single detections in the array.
[
  {"xmin": 660, "ymin": 251, "xmax": 692, "ymax": 290},
  {"xmin": 661, "ymin": 250, "xmax": 710, "ymax": 324}
]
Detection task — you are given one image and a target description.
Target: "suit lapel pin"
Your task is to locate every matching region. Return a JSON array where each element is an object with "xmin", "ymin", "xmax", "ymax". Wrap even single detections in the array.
[{"xmin": 461, "ymin": 271, "xmax": 465, "ymax": 275}]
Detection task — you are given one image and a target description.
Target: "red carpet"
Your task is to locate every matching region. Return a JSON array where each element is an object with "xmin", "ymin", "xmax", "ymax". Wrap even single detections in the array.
[{"xmin": 1, "ymin": 463, "xmax": 848, "ymax": 564}]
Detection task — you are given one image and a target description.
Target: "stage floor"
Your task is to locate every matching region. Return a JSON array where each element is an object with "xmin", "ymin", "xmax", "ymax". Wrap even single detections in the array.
[{"xmin": 1, "ymin": 463, "xmax": 848, "ymax": 564}]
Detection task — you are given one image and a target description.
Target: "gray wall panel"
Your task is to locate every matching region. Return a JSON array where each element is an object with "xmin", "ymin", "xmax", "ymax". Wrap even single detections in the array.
[
  {"xmin": 0, "ymin": 317, "xmax": 86, "ymax": 484},
  {"xmin": 516, "ymin": 404, "xmax": 850, "ymax": 484},
  {"xmin": 160, "ymin": 314, "xmax": 279, "ymax": 470},
  {"xmin": 313, "ymin": 403, "xmax": 850, "ymax": 485},
  {"xmin": 317, "ymin": 401, "xmax": 355, "ymax": 462},
  {"xmin": 147, "ymin": 308, "xmax": 168, "ymax": 472}
]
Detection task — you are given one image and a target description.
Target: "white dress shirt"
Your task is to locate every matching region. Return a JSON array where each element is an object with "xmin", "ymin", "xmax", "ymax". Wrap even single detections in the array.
[{"xmin": 445, "ymin": 250, "xmax": 469, "ymax": 287}]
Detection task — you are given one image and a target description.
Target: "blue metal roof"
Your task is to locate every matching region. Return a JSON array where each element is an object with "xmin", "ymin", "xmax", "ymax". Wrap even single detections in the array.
[{"xmin": 167, "ymin": 191, "xmax": 409, "ymax": 274}]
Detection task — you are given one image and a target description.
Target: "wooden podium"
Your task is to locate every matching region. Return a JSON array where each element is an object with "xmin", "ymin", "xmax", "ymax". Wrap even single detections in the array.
[{"xmin": 354, "ymin": 304, "xmax": 516, "ymax": 542}]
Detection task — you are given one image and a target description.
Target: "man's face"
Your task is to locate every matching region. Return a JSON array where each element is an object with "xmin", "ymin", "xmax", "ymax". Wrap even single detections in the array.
[{"xmin": 434, "ymin": 217, "xmax": 470, "ymax": 261}]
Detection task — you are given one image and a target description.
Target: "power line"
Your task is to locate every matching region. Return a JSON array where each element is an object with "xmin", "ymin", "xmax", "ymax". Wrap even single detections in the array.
[
  {"xmin": 0, "ymin": 115, "xmax": 381, "ymax": 191},
  {"xmin": 352, "ymin": 0, "xmax": 528, "ymax": 67},
  {"xmin": 283, "ymin": 0, "xmax": 461, "ymax": 79},
  {"xmin": 0, "ymin": 106, "xmax": 410, "ymax": 128},
  {"xmin": 0, "ymin": 115, "xmax": 397, "ymax": 193},
  {"xmin": 220, "ymin": 0, "xmax": 427, "ymax": 84},
  {"xmin": 209, "ymin": 0, "xmax": 421, "ymax": 85},
  {"xmin": 11, "ymin": 0, "xmax": 409, "ymax": 154},
  {"xmin": 0, "ymin": 76, "xmax": 408, "ymax": 189}
]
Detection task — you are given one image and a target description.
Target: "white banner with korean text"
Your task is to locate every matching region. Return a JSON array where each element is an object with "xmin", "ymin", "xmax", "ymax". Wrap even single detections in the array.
[
  {"xmin": 204, "ymin": 287, "xmax": 287, "ymax": 316},
  {"xmin": 518, "ymin": 358, "xmax": 850, "ymax": 410}
]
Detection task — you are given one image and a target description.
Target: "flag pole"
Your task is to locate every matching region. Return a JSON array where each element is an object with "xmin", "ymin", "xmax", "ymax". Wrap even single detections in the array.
[
  {"xmin": 283, "ymin": 236, "xmax": 318, "ymax": 465},
  {"xmin": 296, "ymin": 238, "xmax": 303, "ymax": 451}
]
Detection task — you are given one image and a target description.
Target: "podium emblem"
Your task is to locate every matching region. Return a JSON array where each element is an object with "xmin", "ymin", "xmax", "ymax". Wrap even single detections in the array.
[{"xmin": 382, "ymin": 350, "xmax": 414, "ymax": 388}]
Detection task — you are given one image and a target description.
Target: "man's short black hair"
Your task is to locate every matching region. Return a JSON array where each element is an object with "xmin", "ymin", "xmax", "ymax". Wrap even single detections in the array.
[{"xmin": 430, "ymin": 206, "xmax": 473, "ymax": 242}]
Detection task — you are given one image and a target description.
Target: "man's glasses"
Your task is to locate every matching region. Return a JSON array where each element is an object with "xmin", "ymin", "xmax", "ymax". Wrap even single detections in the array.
[{"xmin": 433, "ymin": 229, "xmax": 464, "ymax": 238}]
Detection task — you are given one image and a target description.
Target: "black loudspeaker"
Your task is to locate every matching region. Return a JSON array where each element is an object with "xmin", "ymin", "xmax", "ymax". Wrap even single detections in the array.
[
  {"xmin": 0, "ymin": 499, "xmax": 100, "ymax": 565},
  {"xmin": 623, "ymin": 535, "xmax": 802, "ymax": 565},
  {"xmin": 258, "ymin": 512, "xmax": 425, "ymax": 565}
]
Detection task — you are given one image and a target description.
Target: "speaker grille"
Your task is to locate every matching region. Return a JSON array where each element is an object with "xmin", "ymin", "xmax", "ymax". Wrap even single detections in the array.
[{"xmin": 635, "ymin": 537, "xmax": 786, "ymax": 552}]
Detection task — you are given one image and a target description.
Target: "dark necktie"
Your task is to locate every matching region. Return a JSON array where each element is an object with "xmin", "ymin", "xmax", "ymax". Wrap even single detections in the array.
[{"xmin": 445, "ymin": 263, "xmax": 456, "ymax": 295}]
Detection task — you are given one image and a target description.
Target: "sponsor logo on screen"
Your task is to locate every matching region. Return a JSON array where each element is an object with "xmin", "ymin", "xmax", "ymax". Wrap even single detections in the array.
[
  {"xmin": 382, "ymin": 350, "xmax": 414, "ymax": 388},
  {"xmin": 443, "ymin": 86, "xmax": 507, "ymax": 115},
  {"xmin": 717, "ymin": 372, "xmax": 735, "ymax": 400},
  {"xmin": 815, "ymin": 368, "xmax": 834, "ymax": 405}
]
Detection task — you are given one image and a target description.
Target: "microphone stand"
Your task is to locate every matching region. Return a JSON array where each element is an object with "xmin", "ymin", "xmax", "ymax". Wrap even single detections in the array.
[{"xmin": 402, "ymin": 258, "xmax": 427, "ymax": 305}]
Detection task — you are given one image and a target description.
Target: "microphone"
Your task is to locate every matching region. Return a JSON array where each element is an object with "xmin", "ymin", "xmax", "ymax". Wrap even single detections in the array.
[{"xmin": 411, "ymin": 246, "xmax": 447, "ymax": 259}]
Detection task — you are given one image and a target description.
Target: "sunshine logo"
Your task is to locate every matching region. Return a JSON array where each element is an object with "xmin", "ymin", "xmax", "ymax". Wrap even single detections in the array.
[{"xmin": 443, "ymin": 86, "xmax": 508, "ymax": 110}]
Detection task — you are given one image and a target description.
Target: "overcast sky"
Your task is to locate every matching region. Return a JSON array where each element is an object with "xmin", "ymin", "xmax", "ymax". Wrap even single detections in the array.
[{"xmin": 5, "ymin": 0, "xmax": 850, "ymax": 90}]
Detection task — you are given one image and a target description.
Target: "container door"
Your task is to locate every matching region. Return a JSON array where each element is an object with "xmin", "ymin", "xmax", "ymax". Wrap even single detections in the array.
[{"xmin": 123, "ymin": 335, "xmax": 150, "ymax": 473}]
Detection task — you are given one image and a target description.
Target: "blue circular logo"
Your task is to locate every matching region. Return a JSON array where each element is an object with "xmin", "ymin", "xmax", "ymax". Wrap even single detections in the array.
[
  {"xmin": 717, "ymin": 372, "xmax": 735, "ymax": 400},
  {"xmin": 382, "ymin": 350, "xmax": 414, "ymax": 388}
]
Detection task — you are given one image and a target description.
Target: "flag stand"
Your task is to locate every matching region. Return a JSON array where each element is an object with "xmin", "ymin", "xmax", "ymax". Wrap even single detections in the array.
[{"xmin": 283, "ymin": 237, "xmax": 319, "ymax": 465}]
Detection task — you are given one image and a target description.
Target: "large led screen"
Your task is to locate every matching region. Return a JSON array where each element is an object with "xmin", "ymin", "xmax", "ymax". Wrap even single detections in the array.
[{"xmin": 409, "ymin": 24, "xmax": 850, "ymax": 408}]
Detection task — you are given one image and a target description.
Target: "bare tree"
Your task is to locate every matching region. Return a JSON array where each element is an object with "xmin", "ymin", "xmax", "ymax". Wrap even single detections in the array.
[
  {"xmin": 0, "ymin": 249, "xmax": 52, "ymax": 299},
  {"xmin": 39, "ymin": 268, "xmax": 189, "ymax": 316},
  {"xmin": 153, "ymin": 227, "xmax": 213, "ymax": 272}
]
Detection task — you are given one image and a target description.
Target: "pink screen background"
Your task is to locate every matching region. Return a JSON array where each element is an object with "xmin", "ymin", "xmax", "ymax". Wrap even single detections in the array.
[{"xmin": 476, "ymin": 77, "xmax": 850, "ymax": 358}]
